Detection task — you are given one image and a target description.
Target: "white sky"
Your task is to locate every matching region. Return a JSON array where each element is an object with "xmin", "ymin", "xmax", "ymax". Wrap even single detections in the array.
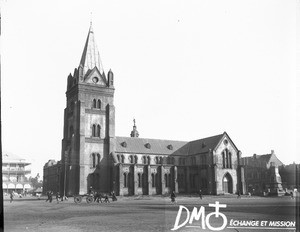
[{"xmin": 1, "ymin": 0, "xmax": 299, "ymax": 177}]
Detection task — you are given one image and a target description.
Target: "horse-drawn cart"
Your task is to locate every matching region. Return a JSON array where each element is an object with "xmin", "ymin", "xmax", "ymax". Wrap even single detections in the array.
[
  {"xmin": 73, "ymin": 194, "xmax": 94, "ymax": 204},
  {"xmin": 73, "ymin": 192, "xmax": 117, "ymax": 204}
]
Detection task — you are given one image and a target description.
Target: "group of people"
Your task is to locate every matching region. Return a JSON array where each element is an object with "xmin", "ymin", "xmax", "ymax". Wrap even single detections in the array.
[
  {"xmin": 89, "ymin": 187, "xmax": 118, "ymax": 203},
  {"xmin": 170, "ymin": 189, "xmax": 203, "ymax": 204},
  {"xmin": 45, "ymin": 191, "xmax": 68, "ymax": 203}
]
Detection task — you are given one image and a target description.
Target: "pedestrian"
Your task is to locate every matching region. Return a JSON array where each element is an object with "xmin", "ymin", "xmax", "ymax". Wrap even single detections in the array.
[
  {"xmin": 10, "ymin": 191, "xmax": 14, "ymax": 203},
  {"xmin": 56, "ymin": 192, "xmax": 60, "ymax": 203},
  {"xmin": 198, "ymin": 189, "xmax": 203, "ymax": 200},
  {"xmin": 248, "ymin": 192, "xmax": 251, "ymax": 197},
  {"xmin": 89, "ymin": 186, "xmax": 93, "ymax": 195},
  {"xmin": 237, "ymin": 191, "xmax": 241, "ymax": 199},
  {"xmin": 46, "ymin": 191, "xmax": 50, "ymax": 202},
  {"xmin": 290, "ymin": 191, "xmax": 294, "ymax": 199},
  {"xmin": 111, "ymin": 191, "xmax": 117, "ymax": 201},
  {"xmin": 49, "ymin": 191, "xmax": 53, "ymax": 203},
  {"xmin": 171, "ymin": 191, "xmax": 177, "ymax": 204},
  {"xmin": 104, "ymin": 195, "xmax": 110, "ymax": 203}
]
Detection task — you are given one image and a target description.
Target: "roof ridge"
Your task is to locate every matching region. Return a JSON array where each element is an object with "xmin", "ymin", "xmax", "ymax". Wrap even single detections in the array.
[
  {"xmin": 188, "ymin": 133, "xmax": 223, "ymax": 143},
  {"xmin": 116, "ymin": 136, "xmax": 188, "ymax": 143}
]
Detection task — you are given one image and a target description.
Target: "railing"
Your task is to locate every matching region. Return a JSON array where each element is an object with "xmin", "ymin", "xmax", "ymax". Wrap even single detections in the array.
[{"xmin": 2, "ymin": 169, "xmax": 31, "ymax": 174}]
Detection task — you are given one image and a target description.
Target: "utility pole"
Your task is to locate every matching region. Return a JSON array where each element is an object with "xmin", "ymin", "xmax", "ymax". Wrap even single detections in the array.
[
  {"xmin": 63, "ymin": 151, "xmax": 68, "ymax": 200},
  {"xmin": 296, "ymin": 164, "xmax": 299, "ymax": 232}
]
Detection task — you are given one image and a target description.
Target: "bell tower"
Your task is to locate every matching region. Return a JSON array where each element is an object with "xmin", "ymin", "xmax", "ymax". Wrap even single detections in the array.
[{"xmin": 61, "ymin": 23, "xmax": 115, "ymax": 195}]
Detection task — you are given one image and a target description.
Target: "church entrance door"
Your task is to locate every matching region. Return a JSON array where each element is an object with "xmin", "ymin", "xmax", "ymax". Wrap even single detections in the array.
[{"xmin": 223, "ymin": 173, "xmax": 233, "ymax": 193}]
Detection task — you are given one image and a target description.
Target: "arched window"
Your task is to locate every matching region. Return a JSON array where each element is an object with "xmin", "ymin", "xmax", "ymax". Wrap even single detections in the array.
[
  {"xmin": 138, "ymin": 174, "xmax": 142, "ymax": 187},
  {"xmin": 128, "ymin": 173, "xmax": 132, "ymax": 188},
  {"xmin": 159, "ymin": 157, "xmax": 163, "ymax": 164},
  {"xmin": 168, "ymin": 174, "xmax": 171, "ymax": 188},
  {"xmin": 92, "ymin": 124, "xmax": 96, "ymax": 137},
  {"xmin": 151, "ymin": 173, "xmax": 155, "ymax": 187},
  {"xmin": 165, "ymin": 174, "xmax": 169, "ymax": 187},
  {"xmin": 97, "ymin": 125, "xmax": 101, "ymax": 137},
  {"xmin": 147, "ymin": 156, "xmax": 151, "ymax": 165},
  {"xmin": 226, "ymin": 151, "xmax": 229, "ymax": 168},
  {"xmin": 97, "ymin": 154, "xmax": 100, "ymax": 165},
  {"xmin": 142, "ymin": 173, "xmax": 145, "ymax": 188},
  {"xmin": 121, "ymin": 155, "xmax": 125, "ymax": 163},
  {"xmin": 142, "ymin": 156, "xmax": 147, "ymax": 164},
  {"xmin": 156, "ymin": 173, "xmax": 160, "ymax": 187},
  {"xmin": 134, "ymin": 155, "xmax": 138, "ymax": 164},
  {"xmin": 93, "ymin": 99, "xmax": 97, "ymax": 108},
  {"xmin": 155, "ymin": 157, "xmax": 159, "ymax": 164},
  {"xmin": 123, "ymin": 173, "xmax": 127, "ymax": 187},
  {"xmin": 97, "ymin": 99, "xmax": 101, "ymax": 109},
  {"xmin": 92, "ymin": 153, "xmax": 96, "ymax": 168},
  {"xmin": 222, "ymin": 149, "xmax": 232, "ymax": 169},
  {"xmin": 117, "ymin": 155, "xmax": 120, "ymax": 162}
]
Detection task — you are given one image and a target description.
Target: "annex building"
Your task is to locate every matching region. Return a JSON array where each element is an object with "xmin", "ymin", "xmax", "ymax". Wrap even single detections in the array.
[{"xmin": 43, "ymin": 24, "xmax": 247, "ymax": 196}]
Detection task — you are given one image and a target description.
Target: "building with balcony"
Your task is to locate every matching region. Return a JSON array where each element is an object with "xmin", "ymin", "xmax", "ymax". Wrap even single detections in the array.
[{"xmin": 2, "ymin": 152, "xmax": 32, "ymax": 194}]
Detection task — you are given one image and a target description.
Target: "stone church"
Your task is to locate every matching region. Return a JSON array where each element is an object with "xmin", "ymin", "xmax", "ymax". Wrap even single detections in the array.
[{"xmin": 43, "ymin": 24, "xmax": 246, "ymax": 196}]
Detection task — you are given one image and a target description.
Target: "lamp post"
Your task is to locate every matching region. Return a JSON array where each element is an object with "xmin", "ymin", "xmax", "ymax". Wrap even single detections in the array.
[
  {"xmin": 296, "ymin": 164, "xmax": 299, "ymax": 231},
  {"xmin": 63, "ymin": 151, "xmax": 68, "ymax": 200}
]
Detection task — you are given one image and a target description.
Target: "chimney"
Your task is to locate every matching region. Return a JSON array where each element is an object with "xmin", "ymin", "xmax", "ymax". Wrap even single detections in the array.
[{"xmin": 271, "ymin": 150, "xmax": 274, "ymax": 155}]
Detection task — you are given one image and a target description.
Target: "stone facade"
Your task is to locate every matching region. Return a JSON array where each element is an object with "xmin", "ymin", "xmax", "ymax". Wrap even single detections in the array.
[
  {"xmin": 43, "ymin": 160, "xmax": 61, "ymax": 194},
  {"xmin": 112, "ymin": 133, "xmax": 245, "ymax": 196},
  {"xmin": 241, "ymin": 151, "xmax": 285, "ymax": 196},
  {"xmin": 43, "ymin": 24, "xmax": 247, "ymax": 196}
]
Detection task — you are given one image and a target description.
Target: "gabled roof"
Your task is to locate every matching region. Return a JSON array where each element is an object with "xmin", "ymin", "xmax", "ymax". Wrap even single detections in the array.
[
  {"xmin": 241, "ymin": 152, "xmax": 284, "ymax": 166},
  {"xmin": 186, "ymin": 134, "xmax": 224, "ymax": 155},
  {"xmin": 79, "ymin": 24, "xmax": 104, "ymax": 76},
  {"xmin": 83, "ymin": 66, "xmax": 107, "ymax": 84},
  {"xmin": 115, "ymin": 133, "xmax": 225, "ymax": 156},
  {"xmin": 115, "ymin": 137, "xmax": 188, "ymax": 155}
]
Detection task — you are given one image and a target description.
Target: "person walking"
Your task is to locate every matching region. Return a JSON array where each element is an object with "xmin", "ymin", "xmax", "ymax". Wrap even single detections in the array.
[
  {"xmin": 237, "ymin": 191, "xmax": 241, "ymax": 199},
  {"xmin": 49, "ymin": 191, "xmax": 53, "ymax": 203},
  {"xmin": 290, "ymin": 191, "xmax": 294, "ymax": 199},
  {"xmin": 46, "ymin": 191, "xmax": 50, "ymax": 202},
  {"xmin": 171, "ymin": 191, "xmax": 177, "ymax": 204},
  {"xmin": 111, "ymin": 191, "xmax": 117, "ymax": 201},
  {"xmin": 56, "ymin": 192, "xmax": 60, "ymax": 203},
  {"xmin": 198, "ymin": 189, "xmax": 203, "ymax": 200},
  {"xmin": 10, "ymin": 191, "xmax": 14, "ymax": 203}
]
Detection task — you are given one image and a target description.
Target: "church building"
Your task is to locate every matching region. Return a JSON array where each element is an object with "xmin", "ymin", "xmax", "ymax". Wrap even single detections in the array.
[{"xmin": 43, "ymin": 24, "xmax": 246, "ymax": 196}]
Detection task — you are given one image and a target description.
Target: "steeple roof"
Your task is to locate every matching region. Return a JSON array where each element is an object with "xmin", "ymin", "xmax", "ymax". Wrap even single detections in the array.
[{"xmin": 79, "ymin": 23, "xmax": 104, "ymax": 76}]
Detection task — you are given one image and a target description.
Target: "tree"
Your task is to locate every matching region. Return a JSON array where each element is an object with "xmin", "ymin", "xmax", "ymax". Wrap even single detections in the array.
[{"xmin": 29, "ymin": 173, "xmax": 43, "ymax": 189}]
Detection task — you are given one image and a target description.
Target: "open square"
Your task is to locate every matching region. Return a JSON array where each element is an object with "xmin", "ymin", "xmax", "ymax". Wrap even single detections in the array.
[{"xmin": 4, "ymin": 195, "xmax": 296, "ymax": 232}]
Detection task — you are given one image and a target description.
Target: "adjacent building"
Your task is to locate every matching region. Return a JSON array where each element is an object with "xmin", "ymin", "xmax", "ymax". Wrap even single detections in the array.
[
  {"xmin": 43, "ymin": 160, "xmax": 62, "ymax": 194},
  {"xmin": 241, "ymin": 151, "xmax": 285, "ymax": 196},
  {"xmin": 43, "ymin": 24, "xmax": 246, "ymax": 196},
  {"xmin": 2, "ymin": 152, "xmax": 32, "ymax": 194}
]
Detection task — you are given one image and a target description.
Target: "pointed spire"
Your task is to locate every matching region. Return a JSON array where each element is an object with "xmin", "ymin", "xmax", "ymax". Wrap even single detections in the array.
[{"xmin": 79, "ymin": 23, "xmax": 104, "ymax": 76}]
